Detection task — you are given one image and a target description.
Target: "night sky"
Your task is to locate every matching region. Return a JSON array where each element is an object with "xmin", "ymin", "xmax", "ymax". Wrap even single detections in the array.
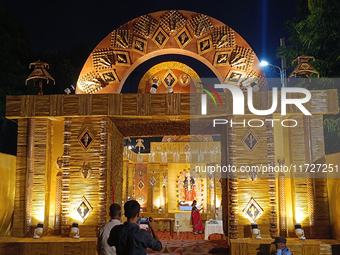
[{"xmin": 1, "ymin": 0, "xmax": 297, "ymax": 69}]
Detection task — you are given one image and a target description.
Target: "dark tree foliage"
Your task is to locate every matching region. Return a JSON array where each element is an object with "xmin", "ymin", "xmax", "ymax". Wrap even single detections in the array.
[
  {"xmin": 278, "ymin": 0, "xmax": 340, "ymax": 154},
  {"xmin": 0, "ymin": 3, "xmax": 92, "ymax": 117},
  {"xmin": 0, "ymin": 3, "xmax": 37, "ymax": 117}
]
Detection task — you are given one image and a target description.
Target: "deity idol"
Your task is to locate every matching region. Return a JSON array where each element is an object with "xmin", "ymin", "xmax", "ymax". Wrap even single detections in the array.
[{"xmin": 183, "ymin": 171, "xmax": 196, "ymax": 201}]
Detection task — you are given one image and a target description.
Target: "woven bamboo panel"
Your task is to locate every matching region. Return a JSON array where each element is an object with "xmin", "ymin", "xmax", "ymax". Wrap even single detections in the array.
[
  {"xmin": 0, "ymin": 237, "xmax": 97, "ymax": 255},
  {"xmin": 49, "ymin": 95, "xmax": 64, "ymax": 116},
  {"xmin": 228, "ymin": 116, "xmax": 273, "ymax": 238},
  {"xmin": 13, "ymin": 119, "xmax": 28, "ymax": 237},
  {"xmin": 6, "ymin": 90, "xmax": 338, "ymax": 118},
  {"xmin": 63, "ymin": 95, "xmax": 79, "ymax": 116},
  {"xmin": 122, "ymin": 94, "xmax": 138, "ymax": 115},
  {"xmin": 108, "ymin": 120, "xmax": 124, "ymax": 209},
  {"xmin": 31, "ymin": 119, "xmax": 48, "ymax": 228},
  {"xmin": 96, "ymin": 117, "xmax": 108, "ymax": 233},
  {"xmin": 150, "ymin": 94, "xmax": 167, "ymax": 116},
  {"xmin": 310, "ymin": 115, "xmax": 326, "ymax": 163},
  {"xmin": 61, "ymin": 118, "xmax": 71, "ymax": 236},
  {"xmin": 67, "ymin": 117, "xmax": 101, "ymax": 235}
]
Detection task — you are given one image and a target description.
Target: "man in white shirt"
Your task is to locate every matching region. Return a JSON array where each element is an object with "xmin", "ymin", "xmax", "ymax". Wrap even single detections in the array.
[{"xmin": 97, "ymin": 204, "xmax": 122, "ymax": 255}]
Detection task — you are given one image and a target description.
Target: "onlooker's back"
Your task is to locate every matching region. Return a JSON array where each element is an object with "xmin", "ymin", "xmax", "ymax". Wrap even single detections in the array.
[
  {"xmin": 110, "ymin": 222, "xmax": 161, "ymax": 255},
  {"xmin": 108, "ymin": 200, "xmax": 162, "ymax": 255},
  {"xmin": 97, "ymin": 204, "xmax": 122, "ymax": 255}
]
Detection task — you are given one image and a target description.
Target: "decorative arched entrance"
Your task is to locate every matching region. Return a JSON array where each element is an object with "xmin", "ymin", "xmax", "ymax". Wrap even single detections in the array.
[
  {"xmin": 76, "ymin": 10, "xmax": 267, "ymax": 94},
  {"xmin": 5, "ymin": 10, "xmax": 339, "ymax": 253}
]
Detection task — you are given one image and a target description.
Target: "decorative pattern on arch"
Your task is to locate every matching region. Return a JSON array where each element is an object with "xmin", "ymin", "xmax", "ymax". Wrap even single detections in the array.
[{"xmin": 76, "ymin": 10, "xmax": 266, "ymax": 94}]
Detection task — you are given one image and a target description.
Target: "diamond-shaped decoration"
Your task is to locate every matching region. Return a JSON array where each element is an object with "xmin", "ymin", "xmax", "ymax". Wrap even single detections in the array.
[
  {"xmin": 114, "ymin": 51, "xmax": 131, "ymax": 66},
  {"xmin": 242, "ymin": 129, "xmax": 260, "ymax": 153},
  {"xmin": 175, "ymin": 27, "xmax": 192, "ymax": 49},
  {"xmin": 99, "ymin": 69, "xmax": 119, "ymax": 83},
  {"xmin": 152, "ymin": 27, "xmax": 169, "ymax": 49},
  {"xmin": 162, "ymin": 69, "xmax": 177, "ymax": 88},
  {"xmin": 184, "ymin": 143, "xmax": 190, "ymax": 151},
  {"xmin": 150, "ymin": 176, "xmax": 157, "ymax": 186},
  {"xmin": 137, "ymin": 167, "xmax": 146, "ymax": 177},
  {"xmin": 78, "ymin": 127, "xmax": 95, "ymax": 151},
  {"xmin": 136, "ymin": 193, "xmax": 146, "ymax": 204},
  {"xmin": 197, "ymin": 36, "xmax": 213, "ymax": 55},
  {"xmin": 132, "ymin": 36, "xmax": 147, "ymax": 55},
  {"xmin": 243, "ymin": 197, "xmax": 263, "ymax": 223},
  {"xmin": 75, "ymin": 196, "xmax": 93, "ymax": 223},
  {"xmin": 138, "ymin": 180, "xmax": 145, "ymax": 190}
]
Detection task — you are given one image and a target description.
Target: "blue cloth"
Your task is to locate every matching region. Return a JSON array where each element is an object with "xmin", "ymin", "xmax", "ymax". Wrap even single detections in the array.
[
  {"xmin": 108, "ymin": 222, "xmax": 162, "ymax": 255},
  {"xmin": 276, "ymin": 246, "xmax": 293, "ymax": 255}
]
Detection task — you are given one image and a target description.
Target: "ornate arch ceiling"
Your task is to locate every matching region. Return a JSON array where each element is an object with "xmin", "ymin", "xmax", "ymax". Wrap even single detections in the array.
[{"xmin": 76, "ymin": 10, "xmax": 267, "ymax": 94}]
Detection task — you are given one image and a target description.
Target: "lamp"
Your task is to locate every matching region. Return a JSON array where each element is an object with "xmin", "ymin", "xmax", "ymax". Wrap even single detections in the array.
[
  {"xmin": 71, "ymin": 222, "xmax": 80, "ymax": 238},
  {"xmin": 251, "ymin": 223, "xmax": 261, "ymax": 239},
  {"xmin": 260, "ymin": 60, "xmax": 285, "ymax": 88},
  {"xmin": 250, "ymin": 82, "xmax": 260, "ymax": 92},
  {"xmin": 295, "ymin": 223, "xmax": 306, "ymax": 240},
  {"xmin": 33, "ymin": 222, "xmax": 44, "ymax": 239}
]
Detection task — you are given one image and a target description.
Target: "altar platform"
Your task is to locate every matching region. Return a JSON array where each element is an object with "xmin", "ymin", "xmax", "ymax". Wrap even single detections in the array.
[
  {"xmin": 0, "ymin": 235, "xmax": 226, "ymax": 255},
  {"xmin": 229, "ymin": 238, "xmax": 340, "ymax": 255}
]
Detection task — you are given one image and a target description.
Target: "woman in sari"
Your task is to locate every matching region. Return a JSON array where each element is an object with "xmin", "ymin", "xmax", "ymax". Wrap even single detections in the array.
[{"xmin": 191, "ymin": 200, "xmax": 204, "ymax": 234}]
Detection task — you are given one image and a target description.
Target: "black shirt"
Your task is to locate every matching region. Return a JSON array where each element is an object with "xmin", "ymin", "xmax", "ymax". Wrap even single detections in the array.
[{"xmin": 107, "ymin": 222, "xmax": 162, "ymax": 255}]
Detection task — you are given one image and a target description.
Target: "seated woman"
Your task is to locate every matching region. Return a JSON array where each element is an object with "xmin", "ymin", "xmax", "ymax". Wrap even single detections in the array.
[{"xmin": 191, "ymin": 200, "xmax": 204, "ymax": 234}]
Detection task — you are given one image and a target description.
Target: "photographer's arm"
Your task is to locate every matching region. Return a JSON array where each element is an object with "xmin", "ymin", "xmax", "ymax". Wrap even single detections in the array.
[{"xmin": 148, "ymin": 217, "xmax": 160, "ymax": 241}]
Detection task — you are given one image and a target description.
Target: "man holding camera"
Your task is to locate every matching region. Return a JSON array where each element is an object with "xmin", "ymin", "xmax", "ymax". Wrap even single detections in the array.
[
  {"xmin": 272, "ymin": 237, "xmax": 293, "ymax": 255},
  {"xmin": 108, "ymin": 200, "xmax": 162, "ymax": 255}
]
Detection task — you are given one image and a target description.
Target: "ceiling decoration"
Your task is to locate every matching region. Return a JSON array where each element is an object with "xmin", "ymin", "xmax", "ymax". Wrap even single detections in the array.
[
  {"xmin": 76, "ymin": 10, "xmax": 266, "ymax": 94},
  {"xmin": 134, "ymin": 15, "xmax": 159, "ymax": 38},
  {"xmin": 92, "ymin": 48, "xmax": 114, "ymax": 70},
  {"xmin": 230, "ymin": 46, "xmax": 255, "ymax": 72},
  {"xmin": 111, "ymin": 30, "xmax": 132, "ymax": 49},
  {"xmin": 188, "ymin": 14, "xmax": 214, "ymax": 38},
  {"xmin": 212, "ymin": 26, "xmax": 235, "ymax": 49},
  {"xmin": 160, "ymin": 10, "xmax": 186, "ymax": 34},
  {"xmin": 77, "ymin": 71, "xmax": 105, "ymax": 94}
]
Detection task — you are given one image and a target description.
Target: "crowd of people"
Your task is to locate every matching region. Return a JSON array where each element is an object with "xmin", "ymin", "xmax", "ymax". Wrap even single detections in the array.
[{"xmin": 97, "ymin": 200, "xmax": 292, "ymax": 255}]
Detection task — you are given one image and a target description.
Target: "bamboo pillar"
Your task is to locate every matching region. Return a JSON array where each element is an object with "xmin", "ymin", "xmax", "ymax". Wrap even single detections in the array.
[
  {"xmin": 25, "ymin": 118, "xmax": 35, "ymax": 236},
  {"xmin": 125, "ymin": 161, "xmax": 129, "ymax": 202},
  {"xmin": 225, "ymin": 119, "xmax": 238, "ymax": 239},
  {"xmin": 278, "ymin": 172, "xmax": 287, "ymax": 237},
  {"xmin": 97, "ymin": 117, "xmax": 108, "ymax": 233},
  {"xmin": 61, "ymin": 117, "xmax": 71, "ymax": 237},
  {"xmin": 266, "ymin": 115, "xmax": 277, "ymax": 237},
  {"xmin": 303, "ymin": 115, "xmax": 316, "ymax": 238},
  {"xmin": 54, "ymin": 172, "xmax": 62, "ymax": 235}
]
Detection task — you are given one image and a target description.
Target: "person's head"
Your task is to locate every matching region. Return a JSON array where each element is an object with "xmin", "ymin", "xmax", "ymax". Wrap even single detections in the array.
[
  {"xmin": 124, "ymin": 200, "xmax": 141, "ymax": 220},
  {"xmin": 272, "ymin": 237, "xmax": 287, "ymax": 250},
  {"xmin": 191, "ymin": 200, "xmax": 197, "ymax": 206},
  {"xmin": 109, "ymin": 204, "xmax": 121, "ymax": 219}
]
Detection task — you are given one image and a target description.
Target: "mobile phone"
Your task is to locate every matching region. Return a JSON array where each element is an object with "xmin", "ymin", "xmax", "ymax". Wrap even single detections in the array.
[{"xmin": 140, "ymin": 217, "xmax": 149, "ymax": 224}]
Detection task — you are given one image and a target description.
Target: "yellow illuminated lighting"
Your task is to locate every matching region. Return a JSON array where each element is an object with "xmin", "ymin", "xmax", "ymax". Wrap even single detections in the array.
[
  {"xmin": 33, "ymin": 211, "xmax": 45, "ymax": 222},
  {"xmin": 295, "ymin": 208, "xmax": 308, "ymax": 223},
  {"xmin": 216, "ymin": 198, "xmax": 221, "ymax": 208}
]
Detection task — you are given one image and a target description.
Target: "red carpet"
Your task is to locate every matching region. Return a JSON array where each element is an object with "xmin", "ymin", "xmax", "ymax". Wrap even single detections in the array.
[
  {"xmin": 156, "ymin": 230, "xmax": 223, "ymax": 240},
  {"xmin": 147, "ymin": 230, "xmax": 229, "ymax": 254}
]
